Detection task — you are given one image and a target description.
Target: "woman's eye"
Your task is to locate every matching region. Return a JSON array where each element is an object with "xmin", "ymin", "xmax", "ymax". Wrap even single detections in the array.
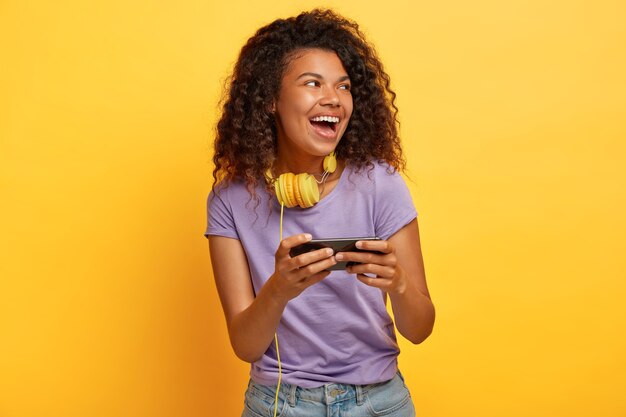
[
  {"xmin": 305, "ymin": 80, "xmax": 319, "ymax": 87},
  {"xmin": 339, "ymin": 84, "xmax": 351, "ymax": 91}
]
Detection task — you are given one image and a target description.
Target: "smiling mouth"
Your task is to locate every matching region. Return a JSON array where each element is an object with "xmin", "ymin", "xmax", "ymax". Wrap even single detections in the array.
[{"xmin": 309, "ymin": 115, "xmax": 339, "ymax": 137}]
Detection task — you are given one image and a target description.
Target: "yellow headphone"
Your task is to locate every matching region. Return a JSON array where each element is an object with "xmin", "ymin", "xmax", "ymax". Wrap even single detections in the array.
[{"xmin": 265, "ymin": 152, "xmax": 337, "ymax": 208}]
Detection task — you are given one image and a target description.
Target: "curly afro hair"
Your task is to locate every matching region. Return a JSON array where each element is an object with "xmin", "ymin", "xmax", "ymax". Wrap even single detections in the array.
[{"xmin": 213, "ymin": 8, "xmax": 405, "ymax": 198}]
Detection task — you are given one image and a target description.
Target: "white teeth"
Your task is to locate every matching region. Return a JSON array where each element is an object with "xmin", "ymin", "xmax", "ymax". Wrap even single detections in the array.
[{"xmin": 310, "ymin": 116, "xmax": 339, "ymax": 123}]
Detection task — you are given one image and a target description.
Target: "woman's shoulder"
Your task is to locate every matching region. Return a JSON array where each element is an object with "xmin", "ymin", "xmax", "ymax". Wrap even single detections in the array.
[
  {"xmin": 208, "ymin": 177, "xmax": 270, "ymax": 212},
  {"xmin": 209, "ymin": 178, "xmax": 249, "ymax": 204},
  {"xmin": 210, "ymin": 176, "xmax": 258, "ymax": 194},
  {"xmin": 346, "ymin": 159, "xmax": 401, "ymax": 182}
]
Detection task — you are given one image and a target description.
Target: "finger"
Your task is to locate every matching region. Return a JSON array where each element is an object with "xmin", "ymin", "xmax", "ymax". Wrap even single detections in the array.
[
  {"xmin": 356, "ymin": 273, "xmax": 390, "ymax": 289},
  {"xmin": 300, "ymin": 270, "xmax": 332, "ymax": 288},
  {"xmin": 347, "ymin": 263, "xmax": 395, "ymax": 278},
  {"xmin": 292, "ymin": 255, "xmax": 338, "ymax": 281},
  {"xmin": 276, "ymin": 233, "xmax": 312, "ymax": 258},
  {"xmin": 290, "ymin": 247, "xmax": 334, "ymax": 270},
  {"xmin": 335, "ymin": 251, "xmax": 391, "ymax": 266},
  {"xmin": 356, "ymin": 239, "xmax": 393, "ymax": 254}
]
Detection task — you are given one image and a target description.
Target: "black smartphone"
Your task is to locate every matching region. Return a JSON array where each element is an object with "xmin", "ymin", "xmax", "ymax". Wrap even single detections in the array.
[{"xmin": 289, "ymin": 237, "xmax": 381, "ymax": 271}]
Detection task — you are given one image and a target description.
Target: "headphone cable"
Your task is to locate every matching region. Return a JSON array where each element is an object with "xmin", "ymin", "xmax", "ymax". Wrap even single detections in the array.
[{"xmin": 273, "ymin": 202, "xmax": 285, "ymax": 417}]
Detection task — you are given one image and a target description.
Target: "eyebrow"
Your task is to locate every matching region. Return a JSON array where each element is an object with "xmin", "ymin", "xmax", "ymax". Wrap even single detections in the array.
[{"xmin": 296, "ymin": 72, "xmax": 351, "ymax": 82}]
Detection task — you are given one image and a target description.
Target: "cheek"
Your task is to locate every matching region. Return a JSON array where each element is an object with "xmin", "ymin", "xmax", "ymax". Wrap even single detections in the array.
[
  {"xmin": 277, "ymin": 92, "xmax": 313, "ymax": 118},
  {"xmin": 344, "ymin": 102, "xmax": 354, "ymax": 122},
  {"xmin": 276, "ymin": 105, "xmax": 306, "ymax": 135},
  {"xmin": 342, "ymin": 95, "xmax": 354, "ymax": 117}
]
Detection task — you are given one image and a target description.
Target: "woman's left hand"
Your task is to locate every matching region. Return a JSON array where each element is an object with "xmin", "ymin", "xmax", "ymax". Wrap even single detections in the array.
[
  {"xmin": 334, "ymin": 221, "xmax": 435, "ymax": 344},
  {"xmin": 335, "ymin": 239, "xmax": 407, "ymax": 295}
]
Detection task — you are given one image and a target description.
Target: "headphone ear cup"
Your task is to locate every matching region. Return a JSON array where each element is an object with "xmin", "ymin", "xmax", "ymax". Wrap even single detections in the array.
[
  {"xmin": 323, "ymin": 152, "xmax": 337, "ymax": 174},
  {"xmin": 299, "ymin": 174, "xmax": 320, "ymax": 208},
  {"xmin": 274, "ymin": 174, "xmax": 286, "ymax": 206},
  {"xmin": 293, "ymin": 174, "xmax": 305, "ymax": 208},
  {"xmin": 273, "ymin": 168, "xmax": 326, "ymax": 208},
  {"xmin": 282, "ymin": 173, "xmax": 297, "ymax": 208}
]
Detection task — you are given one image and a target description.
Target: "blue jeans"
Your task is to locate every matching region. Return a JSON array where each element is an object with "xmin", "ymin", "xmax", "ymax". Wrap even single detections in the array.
[{"xmin": 241, "ymin": 371, "xmax": 416, "ymax": 417}]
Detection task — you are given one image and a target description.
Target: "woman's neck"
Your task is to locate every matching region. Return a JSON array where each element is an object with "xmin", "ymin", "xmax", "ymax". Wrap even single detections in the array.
[{"xmin": 273, "ymin": 154, "xmax": 326, "ymax": 176}]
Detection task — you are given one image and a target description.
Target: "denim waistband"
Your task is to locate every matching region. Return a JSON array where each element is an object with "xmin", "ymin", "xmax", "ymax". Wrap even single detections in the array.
[{"xmin": 250, "ymin": 371, "xmax": 402, "ymax": 407}]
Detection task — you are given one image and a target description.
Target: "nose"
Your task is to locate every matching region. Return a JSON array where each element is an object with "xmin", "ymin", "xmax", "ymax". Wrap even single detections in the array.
[{"xmin": 320, "ymin": 86, "xmax": 340, "ymax": 107}]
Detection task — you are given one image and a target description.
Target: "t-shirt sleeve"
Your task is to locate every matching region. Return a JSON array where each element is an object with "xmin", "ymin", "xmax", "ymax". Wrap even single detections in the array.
[
  {"xmin": 204, "ymin": 189, "xmax": 240, "ymax": 240},
  {"xmin": 374, "ymin": 168, "xmax": 418, "ymax": 241}
]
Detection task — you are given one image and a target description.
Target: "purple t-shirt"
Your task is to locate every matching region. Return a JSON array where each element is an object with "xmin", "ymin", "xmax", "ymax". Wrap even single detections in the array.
[{"xmin": 205, "ymin": 161, "xmax": 417, "ymax": 388}]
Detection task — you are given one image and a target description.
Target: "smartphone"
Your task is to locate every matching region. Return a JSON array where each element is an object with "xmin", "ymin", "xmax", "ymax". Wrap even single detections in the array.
[{"xmin": 289, "ymin": 237, "xmax": 381, "ymax": 271}]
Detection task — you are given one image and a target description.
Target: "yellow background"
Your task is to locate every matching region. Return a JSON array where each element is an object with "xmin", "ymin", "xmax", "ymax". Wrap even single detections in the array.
[{"xmin": 1, "ymin": 0, "xmax": 625, "ymax": 416}]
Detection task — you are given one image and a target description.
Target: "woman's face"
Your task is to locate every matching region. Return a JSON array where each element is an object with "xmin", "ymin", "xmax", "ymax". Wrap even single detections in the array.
[{"xmin": 273, "ymin": 48, "xmax": 353, "ymax": 163}]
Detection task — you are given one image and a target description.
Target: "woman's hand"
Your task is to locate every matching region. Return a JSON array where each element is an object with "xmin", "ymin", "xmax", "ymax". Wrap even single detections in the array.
[
  {"xmin": 268, "ymin": 233, "xmax": 337, "ymax": 304},
  {"xmin": 335, "ymin": 220, "xmax": 435, "ymax": 344},
  {"xmin": 335, "ymin": 239, "xmax": 408, "ymax": 295}
]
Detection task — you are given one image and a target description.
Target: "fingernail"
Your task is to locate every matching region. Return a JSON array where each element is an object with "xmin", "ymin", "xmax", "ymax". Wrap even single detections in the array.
[
  {"xmin": 326, "ymin": 248, "xmax": 334, "ymax": 256},
  {"xmin": 304, "ymin": 234, "xmax": 312, "ymax": 240},
  {"xmin": 355, "ymin": 241, "xmax": 363, "ymax": 249},
  {"xmin": 335, "ymin": 253, "xmax": 344, "ymax": 260}
]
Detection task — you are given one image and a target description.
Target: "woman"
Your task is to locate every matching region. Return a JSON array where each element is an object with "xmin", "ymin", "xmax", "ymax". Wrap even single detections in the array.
[{"xmin": 205, "ymin": 9, "xmax": 435, "ymax": 417}]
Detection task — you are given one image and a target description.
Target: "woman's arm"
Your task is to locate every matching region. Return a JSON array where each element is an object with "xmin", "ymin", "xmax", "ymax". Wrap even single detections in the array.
[
  {"xmin": 335, "ymin": 219, "xmax": 435, "ymax": 344},
  {"xmin": 209, "ymin": 233, "xmax": 336, "ymax": 362}
]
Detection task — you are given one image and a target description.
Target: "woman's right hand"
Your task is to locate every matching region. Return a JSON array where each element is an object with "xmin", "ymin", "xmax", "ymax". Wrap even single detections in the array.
[{"xmin": 268, "ymin": 233, "xmax": 336, "ymax": 303}]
